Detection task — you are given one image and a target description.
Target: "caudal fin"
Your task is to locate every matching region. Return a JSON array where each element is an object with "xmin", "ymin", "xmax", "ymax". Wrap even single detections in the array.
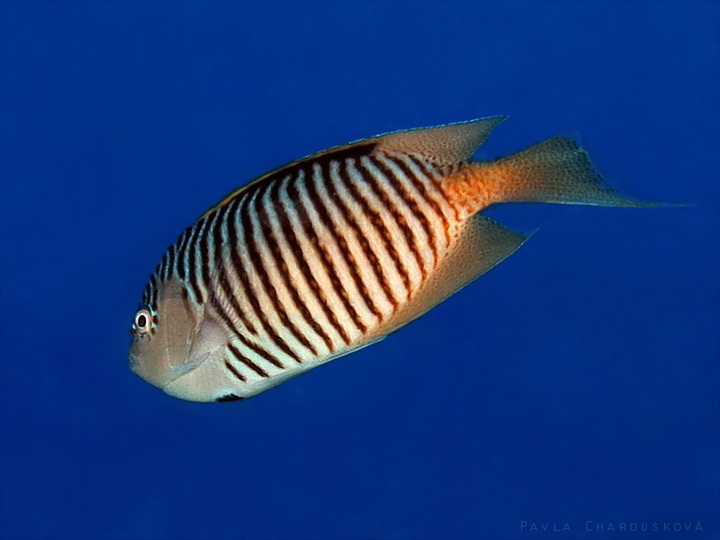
[{"xmin": 475, "ymin": 136, "xmax": 656, "ymax": 207}]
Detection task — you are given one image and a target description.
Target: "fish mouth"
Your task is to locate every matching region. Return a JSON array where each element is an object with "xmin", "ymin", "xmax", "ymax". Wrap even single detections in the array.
[{"xmin": 128, "ymin": 351, "xmax": 167, "ymax": 389}]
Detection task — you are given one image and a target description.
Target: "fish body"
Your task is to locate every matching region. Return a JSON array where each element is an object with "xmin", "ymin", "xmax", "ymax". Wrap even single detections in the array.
[{"xmin": 129, "ymin": 117, "xmax": 649, "ymax": 402}]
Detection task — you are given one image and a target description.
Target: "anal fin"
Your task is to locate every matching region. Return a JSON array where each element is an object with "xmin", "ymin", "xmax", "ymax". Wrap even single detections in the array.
[{"xmin": 368, "ymin": 215, "xmax": 529, "ymax": 339}]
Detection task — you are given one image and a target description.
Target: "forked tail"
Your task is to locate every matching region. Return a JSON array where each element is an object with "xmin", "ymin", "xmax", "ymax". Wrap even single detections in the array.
[{"xmin": 450, "ymin": 136, "xmax": 657, "ymax": 210}]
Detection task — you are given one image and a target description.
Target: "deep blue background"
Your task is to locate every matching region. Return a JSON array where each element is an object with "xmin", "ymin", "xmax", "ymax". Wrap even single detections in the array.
[{"xmin": 1, "ymin": 2, "xmax": 718, "ymax": 539}]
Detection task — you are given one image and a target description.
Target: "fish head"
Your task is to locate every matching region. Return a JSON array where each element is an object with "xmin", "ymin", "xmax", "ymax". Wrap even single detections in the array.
[{"xmin": 129, "ymin": 278, "xmax": 230, "ymax": 402}]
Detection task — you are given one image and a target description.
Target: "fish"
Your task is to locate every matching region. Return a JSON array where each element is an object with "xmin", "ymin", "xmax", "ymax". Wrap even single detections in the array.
[{"xmin": 129, "ymin": 116, "xmax": 653, "ymax": 402}]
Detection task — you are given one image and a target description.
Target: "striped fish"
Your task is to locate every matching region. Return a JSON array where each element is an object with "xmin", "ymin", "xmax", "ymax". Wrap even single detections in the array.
[{"xmin": 129, "ymin": 117, "xmax": 651, "ymax": 402}]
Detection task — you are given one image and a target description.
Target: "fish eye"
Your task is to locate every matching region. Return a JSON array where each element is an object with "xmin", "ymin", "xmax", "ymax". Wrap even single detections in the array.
[{"xmin": 133, "ymin": 308, "xmax": 154, "ymax": 335}]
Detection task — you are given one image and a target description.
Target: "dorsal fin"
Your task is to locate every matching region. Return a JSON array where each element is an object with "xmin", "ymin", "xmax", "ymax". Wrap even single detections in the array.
[
  {"xmin": 374, "ymin": 116, "xmax": 508, "ymax": 165},
  {"xmin": 201, "ymin": 117, "xmax": 507, "ymax": 219}
]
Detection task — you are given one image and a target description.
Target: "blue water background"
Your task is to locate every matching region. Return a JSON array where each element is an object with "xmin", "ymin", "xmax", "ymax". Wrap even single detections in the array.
[{"xmin": 1, "ymin": 2, "xmax": 718, "ymax": 539}]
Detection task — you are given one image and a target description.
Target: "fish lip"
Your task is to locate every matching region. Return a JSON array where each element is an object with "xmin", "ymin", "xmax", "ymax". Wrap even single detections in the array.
[
  {"xmin": 128, "ymin": 351, "xmax": 153, "ymax": 381},
  {"xmin": 128, "ymin": 351, "xmax": 140, "ymax": 371}
]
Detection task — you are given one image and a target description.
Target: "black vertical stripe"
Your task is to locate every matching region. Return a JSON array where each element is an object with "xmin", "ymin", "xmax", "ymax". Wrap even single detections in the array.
[
  {"xmin": 397, "ymin": 155, "xmax": 454, "ymax": 245},
  {"xmin": 259, "ymin": 179, "xmax": 335, "ymax": 353},
  {"xmin": 288, "ymin": 173, "xmax": 359, "ymax": 341},
  {"xmin": 231, "ymin": 193, "xmax": 300, "ymax": 362},
  {"xmin": 188, "ymin": 217, "xmax": 209, "ymax": 302},
  {"xmin": 321, "ymin": 162, "xmax": 385, "ymax": 321},
  {"xmin": 274, "ymin": 174, "xmax": 352, "ymax": 345},
  {"xmin": 212, "ymin": 200, "xmax": 259, "ymax": 337},
  {"xmin": 157, "ymin": 252, "xmax": 169, "ymax": 284},
  {"xmin": 194, "ymin": 213, "xmax": 215, "ymax": 300},
  {"xmin": 215, "ymin": 264, "xmax": 256, "ymax": 336},
  {"xmin": 414, "ymin": 158, "xmax": 454, "ymax": 203},
  {"xmin": 177, "ymin": 227, "xmax": 194, "ymax": 281},
  {"xmin": 380, "ymin": 154, "xmax": 442, "ymax": 264},
  {"xmin": 341, "ymin": 159, "xmax": 402, "ymax": 308},
  {"xmin": 224, "ymin": 359, "xmax": 247, "ymax": 382},
  {"xmin": 183, "ymin": 220, "xmax": 204, "ymax": 302},
  {"xmin": 203, "ymin": 207, "xmax": 223, "ymax": 299},
  {"xmin": 303, "ymin": 163, "xmax": 371, "ymax": 332},
  {"xmin": 164, "ymin": 243, "xmax": 177, "ymax": 281},
  {"xmin": 360, "ymin": 156, "xmax": 426, "ymax": 280},
  {"xmin": 228, "ymin": 342, "xmax": 269, "ymax": 378},
  {"xmin": 210, "ymin": 204, "xmax": 226, "ymax": 281},
  {"xmin": 244, "ymin": 187, "xmax": 314, "ymax": 361},
  {"xmin": 174, "ymin": 228, "xmax": 193, "ymax": 279},
  {"xmin": 210, "ymin": 294, "xmax": 285, "ymax": 369},
  {"xmin": 406, "ymin": 155, "xmax": 459, "ymax": 227}
]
